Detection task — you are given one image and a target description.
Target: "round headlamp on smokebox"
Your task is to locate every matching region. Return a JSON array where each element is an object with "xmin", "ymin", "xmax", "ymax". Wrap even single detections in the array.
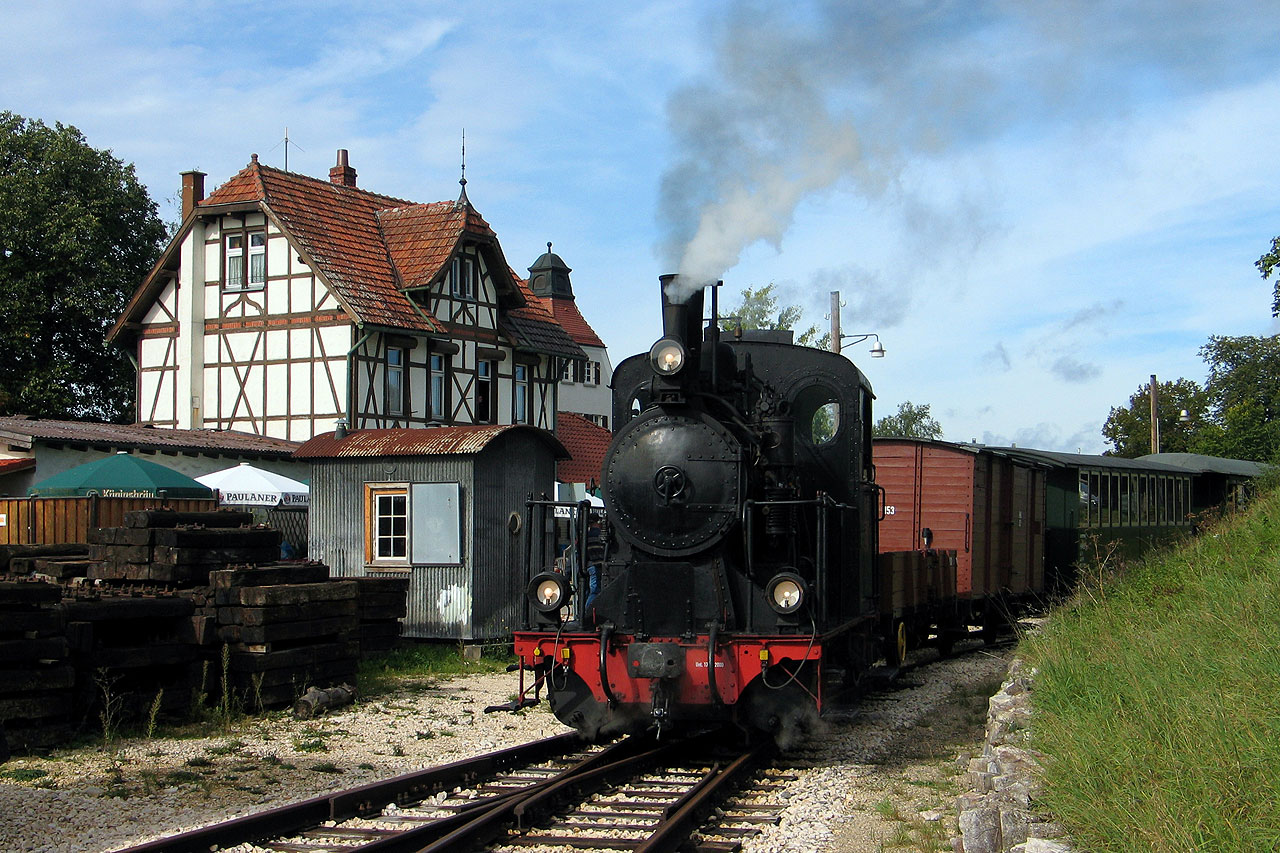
[
  {"xmin": 765, "ymin": 572, "xmax": 807, "ymax": 615},
  {"xmin": 649, "ymin": 338, "xmax": 687, "ymax": 376},
  {"xmin": 528, "ymin": 572, "xmax": 570, "ymax": 613}
]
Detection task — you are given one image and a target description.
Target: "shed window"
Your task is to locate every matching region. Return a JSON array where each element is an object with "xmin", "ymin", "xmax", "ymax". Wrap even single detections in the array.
[
  {"xmin": 369, "ymin": 487, "xmax": 408, "ymax": 563},
  {"xmin": 365, "ymin": 482, "xmax": 462, "ymax": 566}
]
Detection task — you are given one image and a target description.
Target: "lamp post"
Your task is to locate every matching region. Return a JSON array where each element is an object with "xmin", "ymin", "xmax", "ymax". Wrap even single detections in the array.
[{"xmin": 828, "ymin": 291, "xmax": 887, "ymax": 358}]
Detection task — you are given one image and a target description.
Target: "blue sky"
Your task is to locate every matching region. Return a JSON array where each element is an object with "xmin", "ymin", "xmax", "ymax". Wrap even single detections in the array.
[{"xmin": 4, "ymin": 0, "xmax": 1280, "ymax": 452}]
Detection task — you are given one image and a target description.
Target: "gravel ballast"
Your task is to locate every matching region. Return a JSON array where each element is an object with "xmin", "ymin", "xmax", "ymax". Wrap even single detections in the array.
[{"xmin": 0, "ymin": 648, "xmax": 1011, "ymax": 853}]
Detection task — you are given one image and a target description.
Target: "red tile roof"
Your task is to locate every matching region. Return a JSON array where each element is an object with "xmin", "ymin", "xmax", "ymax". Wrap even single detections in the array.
[
  {"xmin": 0, "ymin": 417, "xmax": 300, "ymax": 456},
  {"xmin": 113, "ymin": 156, "xmax": 589, "ymax": 365},
  {"xmin": 294, "ymin": 425, "xmax": 568, "ymax": 459},
  {"xmin": 548, "ymin": 297, "xmax": 605, "ymax": 349},
  {"xmin": 555, "ymin": 412, "xmax": 612, "ymax": 485},
  {"xmin": 503, "ymin": 277, "xmax": 586, "ymax": 359}
]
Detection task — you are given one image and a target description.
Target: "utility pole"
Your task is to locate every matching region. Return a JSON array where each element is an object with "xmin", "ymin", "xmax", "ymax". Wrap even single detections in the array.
[
  {"xmin": 829, "ymin": 291, "xmax": 841, "ymax": 354},
  {"xmin": 1149, "ymin": 374, "xmax": 1160, "ymax": 454}
]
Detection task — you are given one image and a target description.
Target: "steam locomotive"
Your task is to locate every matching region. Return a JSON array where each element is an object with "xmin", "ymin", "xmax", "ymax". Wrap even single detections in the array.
[{"xmin": 511, "ymin": 275, "xmax": 888, "ymax": 740}]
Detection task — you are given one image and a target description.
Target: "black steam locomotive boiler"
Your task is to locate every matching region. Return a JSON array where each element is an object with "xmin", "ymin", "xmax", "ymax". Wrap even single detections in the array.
[{"xmin": 512, "ymin": 276, "xmax": 882, "ymax": 740}]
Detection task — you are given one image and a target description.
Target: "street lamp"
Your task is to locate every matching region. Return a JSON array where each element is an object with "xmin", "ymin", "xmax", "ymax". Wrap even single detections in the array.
[{"xmin": 839, "ymin": 333, "xmax": 886, "ymax": 358}]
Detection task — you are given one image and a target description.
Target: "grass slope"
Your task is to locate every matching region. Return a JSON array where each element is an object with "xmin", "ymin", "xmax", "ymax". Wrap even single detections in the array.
[{"xmin": 1023, "ymin": 488, "xmax": 1280, "ymax": 852}]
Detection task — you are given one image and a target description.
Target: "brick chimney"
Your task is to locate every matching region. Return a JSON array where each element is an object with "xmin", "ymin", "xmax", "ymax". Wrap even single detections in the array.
[
  {"xmin": 329, "ymin": 149, "xmax": 358, "ymax": 187},
  {"xmin": 180, "ymin": 170, "xmax": 206, "ymax": 220}
]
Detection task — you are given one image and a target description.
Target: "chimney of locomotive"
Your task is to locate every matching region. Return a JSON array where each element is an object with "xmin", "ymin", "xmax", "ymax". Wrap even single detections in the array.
[{"xmin": 658, "ymin": 274, "xmax": 705, "ymax": 359}]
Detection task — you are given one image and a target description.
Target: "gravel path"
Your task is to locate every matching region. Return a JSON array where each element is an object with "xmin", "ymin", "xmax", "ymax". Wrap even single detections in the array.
[{"xmin": 0, "ymin": 648, "xmax": 1010, "ymax": 853}]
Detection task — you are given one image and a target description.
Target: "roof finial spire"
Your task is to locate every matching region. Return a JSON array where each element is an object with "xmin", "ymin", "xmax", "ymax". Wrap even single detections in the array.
[
  {"xmin": 455, "ymin": 129, "xmax": 470, "ymax": 209},
  {"xmin": 547, "ymin": 242, "xmax": 553, "ymax": 253}
]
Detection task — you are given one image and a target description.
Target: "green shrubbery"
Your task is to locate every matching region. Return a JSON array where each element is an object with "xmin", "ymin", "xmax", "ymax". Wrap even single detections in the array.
[{"xmin": 1023, "ymin": 486, "xmax": 1280, "ymax": 851}]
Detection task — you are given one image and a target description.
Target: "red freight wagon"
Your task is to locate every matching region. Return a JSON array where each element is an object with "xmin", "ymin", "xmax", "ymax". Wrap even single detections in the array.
[{"xmin": 873, "ymin": 439, "xmax": 1046, "ymax": 601}]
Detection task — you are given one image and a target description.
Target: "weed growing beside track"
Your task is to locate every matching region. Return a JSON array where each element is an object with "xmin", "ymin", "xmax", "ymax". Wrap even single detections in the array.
[{"xmin": 1022, "ymin": 486, "xmax": 1280, "ymax": 852}]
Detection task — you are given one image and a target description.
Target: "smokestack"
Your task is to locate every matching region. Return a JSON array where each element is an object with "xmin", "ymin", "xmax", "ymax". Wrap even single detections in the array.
[
  {"xmin": 659, "ymin": 274, "xmax": 705, "ymax": 353},
  {"xmin": 329, "ymin": 149, "xmax": 358, "ymax": 187},
  {"xmin": 180, "ymin": 170, "xmax": 206, "ymax": 220}
]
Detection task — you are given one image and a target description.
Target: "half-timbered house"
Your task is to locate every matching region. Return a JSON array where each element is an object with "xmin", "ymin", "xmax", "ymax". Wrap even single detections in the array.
[
  {"xmin": 526, "ymin": 247, "xmax": 613, "ymax": 430},
  {"xmin": 109, "ymin": 151, "xmax": 586, "ymax": 442}
]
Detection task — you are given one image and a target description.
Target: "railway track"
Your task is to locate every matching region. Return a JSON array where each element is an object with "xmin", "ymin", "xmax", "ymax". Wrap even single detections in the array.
[{"xmin": 114, "ymin": 728, "xmax": 784, "ymax": 853}]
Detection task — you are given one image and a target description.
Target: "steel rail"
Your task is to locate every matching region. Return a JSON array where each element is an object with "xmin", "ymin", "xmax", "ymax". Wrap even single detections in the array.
[
  {"xmin": 112, "ymin": 732, "xmax": 584, "ymax": 853},
  {"xmin": 636, "ymin": 738, "xmax": 775, "ymax": 853}
]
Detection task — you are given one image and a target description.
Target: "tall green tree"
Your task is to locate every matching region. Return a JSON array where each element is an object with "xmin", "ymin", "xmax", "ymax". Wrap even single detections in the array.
[
  {"xmin": 0, "ymin": 112, "xmax": 165, "ymax": 422},
  {"xmin": 720, "ymin": 283, "xmax": 828, "ymax": 348},
  {"xmin": 1196, "ymin": 335, "xmax": 1280, "ymax": 462},
  {"xmin": 873, "ymin": 401, "xmax": 943, "ymax": 439},
  {"xmin": 1256, "ymin": 236, "xmax": 1280, "ymax": 316},
  {"xmin": 1101, "ymin": 378, "xmax": 1211, "ymax": 457}
]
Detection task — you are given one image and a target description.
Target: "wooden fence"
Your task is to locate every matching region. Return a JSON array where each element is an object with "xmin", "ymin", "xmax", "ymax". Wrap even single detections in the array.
[{"xmin": 0, "ymin": 496, "xmax": 218, "ymax": 546}]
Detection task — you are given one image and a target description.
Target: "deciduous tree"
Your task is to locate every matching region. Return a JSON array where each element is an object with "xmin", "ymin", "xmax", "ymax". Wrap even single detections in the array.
[
  {"xmin": 720, "ymin": 283, "xmax": 828, "ymax": 348},
  {"xmin": 873, "ymin": 401, "xmax": 943, "ymax": 439},
  {"xmin": 1256, "ymin": 236, "xmax": 1280, "ymax": 316},
  {"xmin": 0, "ymin": 112, "xmax": 165, "ymax": 422},
  {"xmin": 1101, "ymin": 378, "xmax": 1211, "ymax": 457}
]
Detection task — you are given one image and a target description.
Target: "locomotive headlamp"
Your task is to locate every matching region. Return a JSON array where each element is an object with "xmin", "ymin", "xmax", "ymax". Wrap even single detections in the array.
[
  {"xmin": 765, "ymin": 572, "xmax": 807, "ymax": 615},
  {"xmin": 528, "ymin": 572, "xmax": 570, "ymax": 613},
  {"xmin": 649, "ymin": 338, "xmax": 687, "ymax": 376}
]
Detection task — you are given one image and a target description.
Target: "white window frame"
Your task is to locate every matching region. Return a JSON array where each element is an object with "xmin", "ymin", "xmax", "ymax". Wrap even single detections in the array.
[
  {"xmin": 430, "ymin": 354, "xmax": 446, "ymax": 420},
  {"xmin": 386, "ymin": 346, "xmax": 405, "ymax": 417},
  {"xmin": 225, "ymin": 230, "xmax": 266, "ymax": 292}
]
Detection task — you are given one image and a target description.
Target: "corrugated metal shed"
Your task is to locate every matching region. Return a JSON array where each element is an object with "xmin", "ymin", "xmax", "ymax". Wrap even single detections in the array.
[{"xmin": 302, "ymin": 425, "xmax": 566, "ymax": 640}]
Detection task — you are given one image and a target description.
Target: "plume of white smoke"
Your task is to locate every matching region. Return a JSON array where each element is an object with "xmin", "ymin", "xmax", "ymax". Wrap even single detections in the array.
[{"xmin": 658, "ymin": 0, "xmax": 1279, "ymax": 305}]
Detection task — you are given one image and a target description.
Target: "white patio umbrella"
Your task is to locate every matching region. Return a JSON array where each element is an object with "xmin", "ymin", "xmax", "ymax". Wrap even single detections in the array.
[{"xmin": 195, "ymin": 462, "xmax": 309, "ymax": 507}]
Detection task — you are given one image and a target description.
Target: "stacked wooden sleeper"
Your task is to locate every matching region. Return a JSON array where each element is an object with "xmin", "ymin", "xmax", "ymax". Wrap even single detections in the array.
[
  {"xmin": 0, "ymin": 580, "xmax": 73, "ymax": 750},
  {"xmin": 195, "ymin": 563, "xmax": 361, "ymax": 709}
]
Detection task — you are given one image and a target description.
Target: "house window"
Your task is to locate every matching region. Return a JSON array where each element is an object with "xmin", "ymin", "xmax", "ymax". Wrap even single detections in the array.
[
  {"xmin": 368, "ymin": 487, "xmax": 409, "ymax": 563},
  {"xmin": 386, "ymin": 347, "xmax": 405, "ymax": 417},
  {"xmin": 591, "ymin": 361, "xmax": 601, "ymax": 385},
  {"xmin": 476, "ymin": 360, "xmax": 496, "ymax": 423},
  {"xmin": 514, "ymin": 364, "xmax": 529, "ymax": 424},
  {"xmin": 450, "ymin": 255, "xmax": 476, "ymax": 300},
  {"xmin": 430, "ymin": 354, "xmax": 447, "ymax": 420},
  {"xmin": 225, "ymin": 231, "xmax": 266, "ymax": 291}
]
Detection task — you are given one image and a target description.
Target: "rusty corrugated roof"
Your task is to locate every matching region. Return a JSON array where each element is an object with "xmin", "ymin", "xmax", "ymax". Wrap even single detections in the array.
[
  {"xmin": 0, "ymin": 417, "xmax": 300, "ymax": 456},
  {"xmin": 294, "ymin": 425, "xmax": 568, "ymax": 459}
]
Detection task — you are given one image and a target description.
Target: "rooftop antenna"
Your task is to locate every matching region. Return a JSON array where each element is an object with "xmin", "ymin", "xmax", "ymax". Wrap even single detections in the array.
[{"xmin": 268, "ymin": 127, "xmax": 304, "ymax": 172}]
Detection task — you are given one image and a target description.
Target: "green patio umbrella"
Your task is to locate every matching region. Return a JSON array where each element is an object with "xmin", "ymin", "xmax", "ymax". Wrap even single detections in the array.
[{"xmin": 27, "ymin": 452, "xmax": 215, "ymax": 499}]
